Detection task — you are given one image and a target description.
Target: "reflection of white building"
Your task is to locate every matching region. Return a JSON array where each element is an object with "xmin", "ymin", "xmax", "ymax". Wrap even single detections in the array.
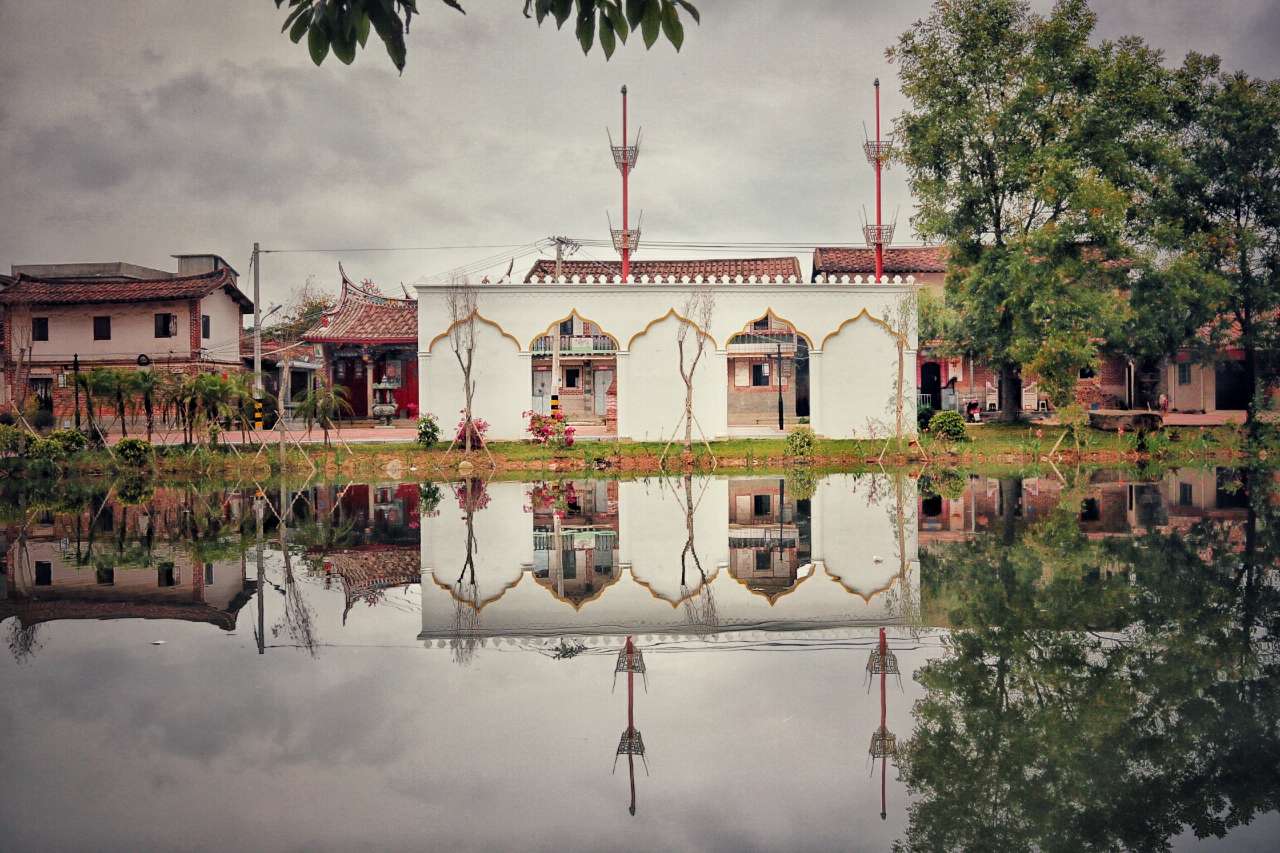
[
  {"xmin": 415, "ymin": 275, "xmax": 918, "ymax": 442},
  {"xmin": 417, "ymin": 475, "xmax": 919, "ymax": 641}
]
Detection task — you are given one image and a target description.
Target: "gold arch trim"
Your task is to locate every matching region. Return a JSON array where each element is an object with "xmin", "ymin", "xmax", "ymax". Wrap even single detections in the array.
[
  {"xmin": 527, "ymin": 308, "xmax": 621, "ymax": 350},
  {"xmin": 727, "ymin": 563, "xmax": 815, "ymax": 605},
  {"xmin": 628, "ymin": 565, "xmax": 722, "ymax": 608},
  {"xmin": 430, "ymin": 570, "xmax": 525, "ymax": 612},
  {"xmin": 819, "ymin": 308, "xmax": 906, "ymax": 349},
  {"xmin": 626, "ymin": 308, "xmax": 717, "ymax": 350},
  {"xmin": 822, "ymin": 563, "xmax": 905, "ymax": 603},
  {"xmin": 726, "ymin": 307, "xmax": 816, "ymax": 348},
  {"xmin": 426, "ymin": 310, "xmax": 523, "ymax": 353},
  {"xmin": 532, "ymin": 568, "xmax": 623, "ymax": 611}
]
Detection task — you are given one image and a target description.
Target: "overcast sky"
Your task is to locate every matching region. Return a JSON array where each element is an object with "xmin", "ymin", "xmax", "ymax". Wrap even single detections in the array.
[{"xmin": 1, "ymin": 0, "xmax": 1277, "ymax": 309}]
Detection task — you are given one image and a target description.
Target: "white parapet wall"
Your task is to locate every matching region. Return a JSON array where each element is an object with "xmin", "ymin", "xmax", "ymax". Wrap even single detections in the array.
[{"xmin": 415, "ymin": 274, "xmax": 918, "ymax": 441}]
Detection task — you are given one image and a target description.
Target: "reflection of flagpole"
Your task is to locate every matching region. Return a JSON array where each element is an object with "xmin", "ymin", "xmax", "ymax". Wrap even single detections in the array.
[
  {"xmin": 867, "ymin": 626, "xmax": 898, "ymax": 820},
  {"xmin": 613, "ymin": 635, "xmax": 648, "ymax": 815}
]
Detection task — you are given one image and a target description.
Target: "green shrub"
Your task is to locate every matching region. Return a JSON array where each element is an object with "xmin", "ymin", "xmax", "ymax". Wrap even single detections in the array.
[
  {"xmin": 928, "ymin": 410, "xmax": 967, "ymax": 442},
  {"xmin": 115, "ymin": 438, "xmax": 154, "ymax": 468},
  {"xmin": 31, "ymin": 408, "xmax": 55, "ymax": 430},
  {"xmin": 416, "ymin": 414, "xmax": 441, "ymax": 447},
  {"xmin": 26, "ymin": 436, "xmax": 67, "ymax": 462},
  {"xmin": 48, "ymin": 428, "xmax": 89, "ymax": 455},
  {"xmin": 784, "ymin": 425, "xmax": 816, "ymax": 459},
  {"xmin": 0, "ymin": 424, "xmax": 27, "ymax": 457},
  {"xmin": 917, "ymin": 406, "xmax": 936, "ymax": 432}
]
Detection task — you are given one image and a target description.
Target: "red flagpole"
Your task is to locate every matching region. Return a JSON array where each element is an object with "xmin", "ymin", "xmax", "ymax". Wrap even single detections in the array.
[
  {"xmin": 874, "ymin": 79, "xmax": 884, "ymax": 282},
  {"xmin": 621, "ymin": 86, "xmax": 631, "ymax": 281}
]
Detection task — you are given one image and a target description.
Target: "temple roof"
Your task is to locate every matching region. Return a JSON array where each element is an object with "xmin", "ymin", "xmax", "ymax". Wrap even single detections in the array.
[
  {"xmin": 810, "ymin": 246, "xmax": 948, "ymax": 278},
  {"xmin": 0, "ymin": 267, "xmax": 253, "ymax": 312},
  {"xmin": 316, "ymin": 545, "xmax": 421, "ymax": 622},
  {"xmin": 525, "ymin": 257, "xmax": 803, "ymax": 282},
  {"xmin": 303, "ymin": 266, "xmax": 417, "ymax": 345}
]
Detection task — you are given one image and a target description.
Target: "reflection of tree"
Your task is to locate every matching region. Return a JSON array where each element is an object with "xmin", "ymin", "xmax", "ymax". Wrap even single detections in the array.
[
  {"xmin": 450, "ymin": 478, "xmax": 485, "ymax": 666},
  {"xmin": 5, "ymin": 619, "xmax": 42, "ymax": 663},
  {"xmin": 896, "ymin": 467, "xmax": 1280, "ymax": 852},
  {"xmin": 669, "ymin": 474, "xmax": 717, "ymax": 630}
]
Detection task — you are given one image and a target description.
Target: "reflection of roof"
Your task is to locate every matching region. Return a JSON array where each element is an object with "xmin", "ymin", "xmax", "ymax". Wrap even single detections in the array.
[
  {"xmin": 525, "ymin": 257, "xmax": 803, "ymax": 282},
  {"xmin": 319, "ymin": 545, "xmax": 421, "ymax": 622},
  {"xmin": 303, "ymin": 266, "xmax": 417, "ymax": 345},
  {"xmin": 811, "ymin": 246, "xmax": 947, "ymax": 276},
  {"xmin": 0, "ymin": 583, "xmax": 255, "ymax": 631},
  {"xmin": 0, "ymin": 267, "xmax": 253, "ymax": 311}
]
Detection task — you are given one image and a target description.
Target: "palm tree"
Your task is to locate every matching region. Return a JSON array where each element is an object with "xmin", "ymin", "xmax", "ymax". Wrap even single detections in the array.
[
  {"xmin": 194, "ymin": 373, "xmax": 233, "ymax": 447},
  {"xmin": 110, "ymin": 369, "xmax": 136, "ymax": 438},
  {"xmin": 225, "ymin": 372, "xmax": 259, "ymax": 446},
  {"xmin": 132, "ymin": 370, "xmax": 160, "ymax": 443},
  {"xmin": 296, "ymin": 383, "xmax": 352, "ymax": 447},
  {"xmin": 78, "ymin": 368, "xmax": 116, "ymax": 442}
]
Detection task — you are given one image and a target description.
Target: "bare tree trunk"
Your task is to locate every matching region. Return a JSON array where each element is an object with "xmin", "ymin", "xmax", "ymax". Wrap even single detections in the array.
[{"xmin": 999, "ymin": 363, "xmax": 1022, "ymax": 422}]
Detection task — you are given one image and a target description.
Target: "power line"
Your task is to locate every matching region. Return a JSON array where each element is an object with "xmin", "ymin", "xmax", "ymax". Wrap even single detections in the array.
[{"xmin": 259, "ymin": 242, "xmax": 540, "ymax": 255}]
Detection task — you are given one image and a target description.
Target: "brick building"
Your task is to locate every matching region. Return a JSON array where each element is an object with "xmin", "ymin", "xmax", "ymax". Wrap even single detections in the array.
[{"xmin": 0, "ymin": 254, "xmax": 252, "ymax": 425}]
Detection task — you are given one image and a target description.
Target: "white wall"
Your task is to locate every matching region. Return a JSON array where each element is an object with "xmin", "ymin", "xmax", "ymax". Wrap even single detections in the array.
[
  {"xmin": 421, "ymin": 320, "xmax": 526, "ymax": 441},
  {"xmin": 415, "ymin": 278, "xmax": 917, "ymax": 441},
  {"xmin": 622, "ymin": 315, "xmax": 726, "ymax": 442},
  {"xmin": 199, "ymin": 290, "xmax": 245, "ymax": 365},
  {"xmin": 18, "ymin": 300, "xmax": 194, "ymax": 362}
]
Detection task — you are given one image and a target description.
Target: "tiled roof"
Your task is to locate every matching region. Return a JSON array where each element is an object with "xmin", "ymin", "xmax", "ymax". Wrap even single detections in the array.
[
  {"xmin": 0, "ymin": 267, "xmax": 253, "ymax": 311},
  {"xmin": 525, "ymin": 257, "xmax": 803, "ymax": 282},
  {"xmin": 811, "ymin": 245, "xmax": 948, "ymax": 277},
  {"xmin": 303, "ymin": 268, "xmax": 417, "ymax": 345}
]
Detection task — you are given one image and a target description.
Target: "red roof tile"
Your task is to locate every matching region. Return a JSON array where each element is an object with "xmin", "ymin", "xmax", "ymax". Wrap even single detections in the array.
[
  {"xmin": 525, "ymin": 257, "xmax": 802, "ymax": 281},
  {"xmin": 303, "ymin": 269, "xmax": 417, "ymax": 345},
  {"xmin": 811, "ymin": 246, "xmax": 948, "ymax": 277},
  {"xmin": 0, "ymin": 267, "xmax": 253, "ymax": 311}
]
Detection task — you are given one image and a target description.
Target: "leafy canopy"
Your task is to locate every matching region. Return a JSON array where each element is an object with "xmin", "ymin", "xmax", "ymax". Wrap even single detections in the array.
[{"xmin": 276, "ymin": 0, "xmax": 699, "ymax": 73}]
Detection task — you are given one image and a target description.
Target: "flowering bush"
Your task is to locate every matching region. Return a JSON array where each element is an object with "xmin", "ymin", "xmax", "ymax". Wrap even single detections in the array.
[
  {"xmin": 455, "ymin": 413, "xmax": 489, "ymax": 448},
  {"xmin": 526, "ymin": 480, "xmax": 578, "ymax": 517},
  {"xmin": 522, "ymin": 409, "xmax": 576, "ymax": 449}
]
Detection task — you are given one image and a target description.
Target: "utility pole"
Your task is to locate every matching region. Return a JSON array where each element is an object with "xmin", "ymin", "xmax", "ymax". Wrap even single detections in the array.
[
  {"xmin": 73, "ymin": 353, "xmax": 81, "ymax": 430},
  {"xmin": 252, "ymin": 242, "xmax": 263, "ymax": 396},
  {"xmin": 863, "ymin": 79, "xmax": 895, "ymax": 282},
  {"xmin": 608, "ymin": 86, "xmax": 640, "ymax": 281},
  {"xmin": 255, "ymin": 493, "xmax": 265, "ymax": 656}
]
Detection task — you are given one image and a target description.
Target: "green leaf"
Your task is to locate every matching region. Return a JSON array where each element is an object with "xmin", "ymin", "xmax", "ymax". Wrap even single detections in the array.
[
  {"xmin": 281, "ymin": 3, "xmax": 309, "ymax": 34},
  {"xmin": 625, "ymin": 0, "xmax": 644, "ymax": 29},
  {"xmin": 675, "ymin": 0, "xmax": 699, "ymax": 25},
  {"xmin": 552, "ymin": 0, "xmax": 572, "ymax": 28},
  {"xmin": 289, "ymin": 10, "xmax": 311, "ymax": 43},
  {"xmin": 367, "ymin": 4, "xmax": 407, "ymax": 72},
  {"xmin": 575, "ymin": 0, "xmax": 596, "ymax": 55},
  {"xmin": 534, "ymin": 0, "xmax": 552, "ymax": 24},
  {"xmin": 641, "ymin": 0, "xmax": 661, "ymax": 48},
  {"xmin": 356, "ymin": 12, "xmax": 370, "ymax": 47},
  {"xmin": 440, "ymin": 0, "xmax": 466, "ymax": 13},
  {"xmin": 605, "ymin": 0, "xmax": 628, "ymax": 42},
  {"xmin": 599, "ymin": 11, "xmax": 616, "ymax": 58},
  {"xmin": 331, "ymin": 26, "xmax": 357, "ymax": 64},
  {"xmin": 307, "ymin": 23, "xmax": 330, "ymax": 65},
  {"xmin": 660, "ymin": 0, "xmax": 682, "ymax": 50}
]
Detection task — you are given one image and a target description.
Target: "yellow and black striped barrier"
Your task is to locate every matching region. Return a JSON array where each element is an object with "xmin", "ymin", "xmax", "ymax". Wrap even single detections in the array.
[
  {"xmin": 253, "ymin": 399, "xmax": 264, "ymax": 430},
  {"xmin": 550, "ymin": 394, "xmax": 560, "ymax": 414}
]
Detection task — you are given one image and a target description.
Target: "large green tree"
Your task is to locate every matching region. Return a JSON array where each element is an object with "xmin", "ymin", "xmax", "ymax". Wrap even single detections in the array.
[
  {"xmin": 275, "ymin": 0, "xmax": 699, "ymax": 72},
  {"xmin": 1144, "ymin": 55, "xmax": 1280, "ymax": 433},
  {"xmin": 890, "ymin": 0, "xmax": 1168, "ymax": 418}
]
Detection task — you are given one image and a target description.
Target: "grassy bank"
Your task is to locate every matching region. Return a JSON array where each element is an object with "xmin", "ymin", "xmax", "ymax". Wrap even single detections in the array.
[{"xmin": 129, "ymin": 422, "xmax": 1270, "ymax": 480}]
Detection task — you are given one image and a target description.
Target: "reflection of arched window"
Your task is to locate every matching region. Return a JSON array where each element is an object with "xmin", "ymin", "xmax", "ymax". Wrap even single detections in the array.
[{"xmin": 921, "ymin": 494, "xmax": 943, "ymax": 518}]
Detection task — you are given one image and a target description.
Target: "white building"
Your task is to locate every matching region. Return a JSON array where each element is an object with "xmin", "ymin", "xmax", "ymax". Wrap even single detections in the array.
[{"xmin": 414, "ymin": 260, "xmax": 918, "ymax": 442}]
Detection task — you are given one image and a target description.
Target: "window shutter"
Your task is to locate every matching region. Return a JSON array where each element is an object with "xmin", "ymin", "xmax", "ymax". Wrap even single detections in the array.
[{"xmin": 734, "ymin": 361, "xmax": 749, "ymax": 387}]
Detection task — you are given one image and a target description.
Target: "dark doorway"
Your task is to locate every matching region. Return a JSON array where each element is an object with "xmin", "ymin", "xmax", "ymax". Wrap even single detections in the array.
[
  {"xmin": 921, "ymin": 362, "xmax": 942, "ymax": 411},
  {"xmin": 795, "ymin": 339, "xmax": 810, "ymax": 418},
  {"xmin": 1215, "ymin": 361, "xmax": 1250, "ymax": 410}
]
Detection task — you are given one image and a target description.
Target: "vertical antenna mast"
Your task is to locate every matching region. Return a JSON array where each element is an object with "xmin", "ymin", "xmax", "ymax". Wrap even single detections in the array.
[
  {"xmin": 863, "ymin": 79, "xmax": 894, "ymax": 281},
  {"xmin": 609, "ymin": 85, "xmax": 640, "ymax": 280}
]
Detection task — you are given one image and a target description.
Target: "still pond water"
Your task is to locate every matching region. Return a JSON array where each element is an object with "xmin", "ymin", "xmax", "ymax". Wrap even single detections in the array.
[{"xmin": 2, "ymin": 468, "xmax": 1278, "ymax": 852}]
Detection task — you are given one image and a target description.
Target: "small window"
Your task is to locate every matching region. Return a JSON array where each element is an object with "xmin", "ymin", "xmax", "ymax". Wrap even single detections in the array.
[
  {"xmin": 751, "ymin": 362, "xmax": 770, "ymax": 387},
  {"xmin": 753, "ymin": 494, "xmax": 772, "ymax": 516},
  {"xmin": 564, "ymin": 368, "xmax": 580, "ymax": 389},
  {"xmin": 753, "ymin": 317, "xmax": 770, "ymax": 331},
  {"xmin": 97, "ymin": 567, "xmax": 114, "ymax": 586},
  {"xmin": 154, "ymin": 313, "xmax": 176, "ymax": 338},
  {"xmin": 559, "ymin": 319, "xmax": 574, "ymax": 336},
  {"xmin": 93, "ymin": 316, "xmax": 111, "ymax": 340},
  {"xmin": 1177, "ymin": 362, "xmax": 1192, "ymax": 386},
  {"xmin": 35, "ymin": 561, "xmax": 53, "ymax": 586},
  {"xmin": 1079, "ymin": 366, "xmax": 1096, "ymax": 379},
  {"xmin": 201, "ymin": 314, "xmax": 211, "ymax": 339},
  {"xmin": 754, "ymin": 549, "xmax": 772, "ymax": 572},
  {"xmin": 1178, "ymin": 482, "xmax": 1193, "ymax": 506},
  {"xmin": 204, "ymin": 563, "xmax": 215, "ymax": 585},
  {"xmin": 32, "ymin": 317, "xmax": 49, "ymax": 342},
  {"xmin": 157, "ymin": 563, "xmax": 177, "ymax": 588}
]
